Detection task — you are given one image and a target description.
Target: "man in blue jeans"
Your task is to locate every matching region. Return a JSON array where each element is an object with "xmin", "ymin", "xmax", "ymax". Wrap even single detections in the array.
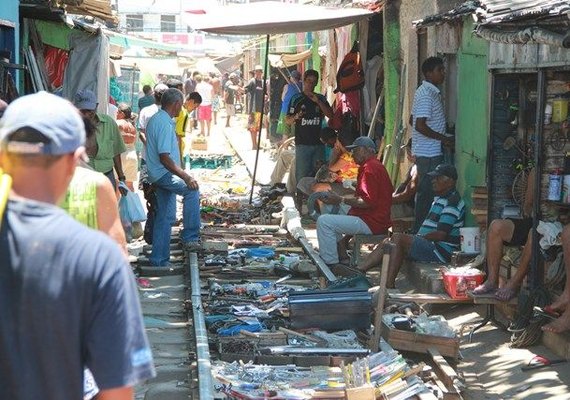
[
  {"xmin": 285, "ymin": 69, "xmax": 333, "ymax": 210},
  {"xmin": 146, "ymin": 88, "xmax": 201, "ymax": 266},
  {"xmin": 411, "ymin": 57, "xmax": 454, "ymax": 231}
]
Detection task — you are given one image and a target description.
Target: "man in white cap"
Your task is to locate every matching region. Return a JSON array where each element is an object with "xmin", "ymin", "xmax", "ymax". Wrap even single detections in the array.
[
  {"xmin": 74, "ymin": 88, "xmax": 126, "ymax": 190},
  {"xmin": 317, "ymin": 136, "xmax": 393, "ymax": 272},
  {"xmin": 0, "ymin": 91, "xmax": 155, "ymax": 399},
  {"xmin": 245, "ymin": 65, "xmax": 267, "ymax": 149}
]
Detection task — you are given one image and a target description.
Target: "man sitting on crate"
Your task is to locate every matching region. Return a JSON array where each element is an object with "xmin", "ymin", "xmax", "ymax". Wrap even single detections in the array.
[
  {"xmin": 471, "ymin": 168, "xmax": 536, "ymax": 301},
  {"xmin": 316, "ymin": 136, "xmax": 393, "ymax": 273},
  {"xmin": 357, "ymin": 164, "xmax": 465, "ymax": 288}
]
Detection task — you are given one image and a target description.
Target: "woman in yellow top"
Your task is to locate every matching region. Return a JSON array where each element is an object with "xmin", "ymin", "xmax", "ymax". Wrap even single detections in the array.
[{"xmin": 60, "ymin": 116, "xmax": 127, "ymax": 257}]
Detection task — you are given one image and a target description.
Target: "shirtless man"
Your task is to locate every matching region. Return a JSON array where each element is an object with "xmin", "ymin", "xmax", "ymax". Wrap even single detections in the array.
[{"xmin": 543, "ymin": 224, "xmax": 570, "ymax": 333}]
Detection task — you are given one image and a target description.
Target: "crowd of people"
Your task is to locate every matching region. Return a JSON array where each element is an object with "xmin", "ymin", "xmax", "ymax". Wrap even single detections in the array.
[{"xmin": 3, "ymin": 56, "xmax": 570, "ymax": 399}]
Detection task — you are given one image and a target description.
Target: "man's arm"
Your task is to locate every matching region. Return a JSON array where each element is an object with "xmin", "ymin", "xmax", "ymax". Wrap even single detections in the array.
[
  {"xmin": 113, "ymin": 154, "xmax": 125, "ymax": 182},
  {"xmin": 96, "ymin": 176, "xmax": 128, "ymax": 257},
  {"xmin": 138, "ymin": 129, "xmax": 147, "ymax": 146},
  {"xmin": 392, "ymin": 165, "xmax": 418, "ymax": 204},
  {"xmin": 306, "ymin": 92, "xmax": 333, "ymax": 119},
  {"xmin": 415, "ymin": 118, "xmax": 452, "ymax": 144},
  {"xmin": 159, "ymin": 153, "xmax": 198, "ymax": 190},
  {"xmin": 96, "ymin": 385, "xmax": 133, "ymax": 400},
  {"xmin": 421, "ymin": 230, "xmax": 448, "ymax": 242}
]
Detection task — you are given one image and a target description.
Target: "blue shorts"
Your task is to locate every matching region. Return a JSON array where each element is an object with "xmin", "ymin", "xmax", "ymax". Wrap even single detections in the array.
[{"xmin": 409, "ymin": 235, "xmax": 442, "ymax": 263}]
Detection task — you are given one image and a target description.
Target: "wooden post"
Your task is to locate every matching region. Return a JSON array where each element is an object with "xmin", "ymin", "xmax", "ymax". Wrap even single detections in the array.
[{"xmin": 369, "ymin": 242, "xmax": 392, "ymax": 352}]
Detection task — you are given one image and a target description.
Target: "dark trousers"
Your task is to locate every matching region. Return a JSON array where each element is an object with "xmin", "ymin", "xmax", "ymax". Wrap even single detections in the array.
[
  {"xmin": 414, "ymin": 155, "xmax": 443, "ymax": 232},
  {"xmin": 103, "ymin": 169, "xmax": 117, "ymax": 191}
]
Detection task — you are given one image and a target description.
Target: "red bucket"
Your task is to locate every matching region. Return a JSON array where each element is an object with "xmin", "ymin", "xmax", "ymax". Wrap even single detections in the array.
[{"xmin": 441, "ymin": 269, "xmax": 485, "ymax": 300}]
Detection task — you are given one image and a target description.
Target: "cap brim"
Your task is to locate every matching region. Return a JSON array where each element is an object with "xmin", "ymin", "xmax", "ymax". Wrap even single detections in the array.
[
  {"xmin": 427, "ymin": 171, "xmax": 441, "ymax": 177},
  {"xmin": 345, "ymin": 144, "xmax": 358, "ymax": 150}
]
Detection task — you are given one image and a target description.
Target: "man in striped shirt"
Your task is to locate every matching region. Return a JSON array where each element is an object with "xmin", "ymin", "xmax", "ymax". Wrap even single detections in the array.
[
  {"xmin": 358, "ymin": 164, "xmax": 464, "ymax": 288},
  {"xmin": 411, "ymin": 57, "xmax": 454, "ymax": 232}
]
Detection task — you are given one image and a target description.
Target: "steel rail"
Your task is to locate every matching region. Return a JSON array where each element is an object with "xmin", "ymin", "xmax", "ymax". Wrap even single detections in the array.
[{"xmin": 188, "ymin": 252, "xmax": 214, "ymax": 399}]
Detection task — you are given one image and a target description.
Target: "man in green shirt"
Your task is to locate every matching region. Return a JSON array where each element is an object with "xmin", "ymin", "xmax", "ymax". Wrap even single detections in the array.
[{"xmin": 74, "ymin": 89, "xmax": 126, "ymax": 189}]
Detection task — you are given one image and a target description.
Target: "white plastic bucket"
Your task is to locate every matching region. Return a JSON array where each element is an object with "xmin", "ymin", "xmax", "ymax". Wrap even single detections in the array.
[{"xmin": 460, "ymin": 227, "xmax": 481, "ymax": 253}]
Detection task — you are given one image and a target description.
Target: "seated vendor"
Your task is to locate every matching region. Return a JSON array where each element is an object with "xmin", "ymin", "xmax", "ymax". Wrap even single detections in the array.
[
  {"xmin": 316, "ymin": 137, "xmax": 393, "ymax": 269},
  {"xmin": 391, "ymin": 138, "xmax": 417, "ymax": 226},
  {"xmin": 472, "ymin": 168, "xmax": 535, "ymax": 301},
  {"xmin": 357, "ymin": 164, "xmax": 465, "ymax": 288},
  {"xmin": 543, "ymin": 224, "xmax": 570, "ymax": 333},
  {"xmin": 296, "ymin": 127, "xmax": 358, "ymax": 197}
]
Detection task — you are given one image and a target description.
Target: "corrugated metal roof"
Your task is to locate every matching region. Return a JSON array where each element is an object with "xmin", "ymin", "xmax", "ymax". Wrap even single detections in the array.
[
  {"xmin": 414, "ymin": 0, "xmax": 570, "ymax": 28},
  {"xmin": 478, "ymin": 0, "xmax": 570, "ymax": 25},
  {"xmin": 413, "ymin": 1, "xmax": 480, "ymax": 27}
]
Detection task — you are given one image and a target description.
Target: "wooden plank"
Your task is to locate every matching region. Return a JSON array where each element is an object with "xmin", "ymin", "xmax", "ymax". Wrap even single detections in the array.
[
  {"xmin": 428, "ymin": 347, "xmax": 460, "ymax": 392},
  {"xmin": 388, "ymin": 293, "xmax": 473, "ymax": 304},
  {"xmin": 382, "ymin": 322, "xmax": 460, "ymax": 359},
  {"xmin": 468, "ymin": 292, "xmax": 518, "ymax": 305},
  {"xmin": 278, "ymin": 327, "xmax": 322, "ymax": 344},
  {"xmin": 369, "ymin": 244, "xmax": 391, "ymax": 352}
]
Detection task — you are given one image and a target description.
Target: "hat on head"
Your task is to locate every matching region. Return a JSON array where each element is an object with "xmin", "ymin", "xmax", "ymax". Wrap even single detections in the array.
[
  {"xmin": 73, "ymin": 88, "xmax": 98, "ymax": 110},
  {"xmin": 427, "ymin": 164, "xmax": 458, "ymax": 180},
  {"xmin": 254, "ymin": 65, "xmax": 263, "ymax": 71},
  {"xmin": 229, "ymin": 73, "xmax": 237, "ymax": 79},
  {"xmin": 0, "ymin": 91, "xmax": 85, "ymax": 155},
  {"xmin": 346, "ymin": 136, "xmax": 376, "ymax": 151},
  {"xmin": 290, "ymin": 70, "xmax": 301, "ymax": 79},
  {"xmin": 153, "ymin": 83, "xmax": 169, "ymax": 93}
]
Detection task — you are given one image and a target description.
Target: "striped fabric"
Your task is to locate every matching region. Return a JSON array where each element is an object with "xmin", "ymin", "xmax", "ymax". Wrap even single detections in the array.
[
  {"xmin": 417, "ymin": 189, "xmax": 465, "ymax": 262},
  {"xmin": 411, "ymin": 81, "xmax": 446, "ymax": 157}
]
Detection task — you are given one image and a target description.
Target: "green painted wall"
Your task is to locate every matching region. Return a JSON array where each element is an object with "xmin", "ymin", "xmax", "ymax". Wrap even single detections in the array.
[
  {"xmin": 382, "ymin": 7, "xmax": 401, "ymax": 178},
  {"xmin": 456, "ymin": 20, "xmax": 489, "ymax": 226}
]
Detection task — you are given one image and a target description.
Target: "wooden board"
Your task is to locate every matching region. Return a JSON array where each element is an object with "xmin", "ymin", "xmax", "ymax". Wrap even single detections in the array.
[
  {"xmin": 388, "ymin": 293, "xmax": 472, "ymax": 304},
  {"xmin": 468, "ymin": 292, "xmax": 518, "ymax": 305},
  {"xmin": 381, "ymin": 321, "xmax": 460, "ymax": 359}
]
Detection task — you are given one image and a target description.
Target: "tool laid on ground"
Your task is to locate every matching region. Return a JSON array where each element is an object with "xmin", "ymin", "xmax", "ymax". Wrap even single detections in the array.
[{"xmin": 521, "ymin": 355, "xmax": 567, "ymax": 371}]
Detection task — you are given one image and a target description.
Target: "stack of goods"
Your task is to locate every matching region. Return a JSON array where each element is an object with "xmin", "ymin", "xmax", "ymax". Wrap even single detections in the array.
[
  {"xmin": 211, "ymin": 349, "xmax": 429, "ymax": 399},
  {"xmin": 471, "ymin": 186, "xmax": 488, "ymax": 229}
]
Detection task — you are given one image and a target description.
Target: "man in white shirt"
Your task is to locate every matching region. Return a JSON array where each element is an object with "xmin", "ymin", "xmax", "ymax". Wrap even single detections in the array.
[{"xmin": 411, "ymin": 56, "xmax": 454, "ymax": 232}]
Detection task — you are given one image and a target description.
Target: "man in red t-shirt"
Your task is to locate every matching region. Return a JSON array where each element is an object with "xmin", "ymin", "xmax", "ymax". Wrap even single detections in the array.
[{"xmin": 317, "ymin": 136, "xmax": 393, "ymax": 268}]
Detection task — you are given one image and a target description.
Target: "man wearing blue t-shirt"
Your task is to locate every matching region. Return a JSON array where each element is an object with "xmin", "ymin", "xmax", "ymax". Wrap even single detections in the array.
[
  {"xmin": 0, "ymin": 92, "xmax": 155, "ymax": 399},
  {"xmin": 146, "ymin": 88, "xmax": 201, "ymax": 266},
  {"xmin": 358, "ymin": 164, "xmax": 464, "ymax": 288}
]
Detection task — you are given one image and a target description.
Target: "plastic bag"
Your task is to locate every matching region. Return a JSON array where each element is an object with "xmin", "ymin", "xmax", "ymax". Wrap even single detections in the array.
[{"xmin": 118, "ymin": 182, "xmax": 146, "ymax": 223}]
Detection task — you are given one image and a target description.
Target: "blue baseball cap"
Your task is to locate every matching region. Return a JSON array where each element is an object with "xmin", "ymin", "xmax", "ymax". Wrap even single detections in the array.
[
  {"xmin": 0, "ymin": 91, "xmax": 86, "ymax": 155},
  {"xmin": 73, "ymin": 88, "xmax": 98, "ymax": 110},
  {"xmin": 346, "ymin": 136, "xmax": 376, "ymax": 151}
]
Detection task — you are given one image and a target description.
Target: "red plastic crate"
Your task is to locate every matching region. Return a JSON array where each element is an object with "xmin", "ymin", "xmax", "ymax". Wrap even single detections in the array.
[{"xmin": 441, "ymin": 269, "xmax": 485, "ymax": 300}]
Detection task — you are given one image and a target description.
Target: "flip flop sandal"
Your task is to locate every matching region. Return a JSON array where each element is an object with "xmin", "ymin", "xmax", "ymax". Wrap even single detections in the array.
[{"xmin": 544, "ymin": 305, "xmax": 561, "ymax": 318}]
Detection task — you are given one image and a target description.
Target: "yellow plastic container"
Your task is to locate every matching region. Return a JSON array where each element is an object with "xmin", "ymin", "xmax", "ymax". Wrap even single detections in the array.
[{"xmin": 552, "ymin": 99, "xmax": 569, "ymax": 123}]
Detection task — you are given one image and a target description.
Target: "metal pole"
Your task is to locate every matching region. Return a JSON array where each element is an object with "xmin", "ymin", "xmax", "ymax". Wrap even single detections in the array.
[
  {"xmin": 530, "ymin": 70, "xmax": 546, "ymax": 289},
  {"xmin": 188, "ymin": 252, "xmax": 214, "ymax": 398},
  {"xmin": 249, "ymin": 34, "xmax": 270, "ymax": 204}
]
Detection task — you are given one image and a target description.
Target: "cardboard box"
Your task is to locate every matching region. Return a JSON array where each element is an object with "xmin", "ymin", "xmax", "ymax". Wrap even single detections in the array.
[{"xmin": 191, "ymin": 140, "xmax": 208, "ymax": 151}]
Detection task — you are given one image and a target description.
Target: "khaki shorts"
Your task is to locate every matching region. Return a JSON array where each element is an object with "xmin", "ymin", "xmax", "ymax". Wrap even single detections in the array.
[{"xmin": 226, "ymin": 104, "xmax": 236, "ymax": 116}]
